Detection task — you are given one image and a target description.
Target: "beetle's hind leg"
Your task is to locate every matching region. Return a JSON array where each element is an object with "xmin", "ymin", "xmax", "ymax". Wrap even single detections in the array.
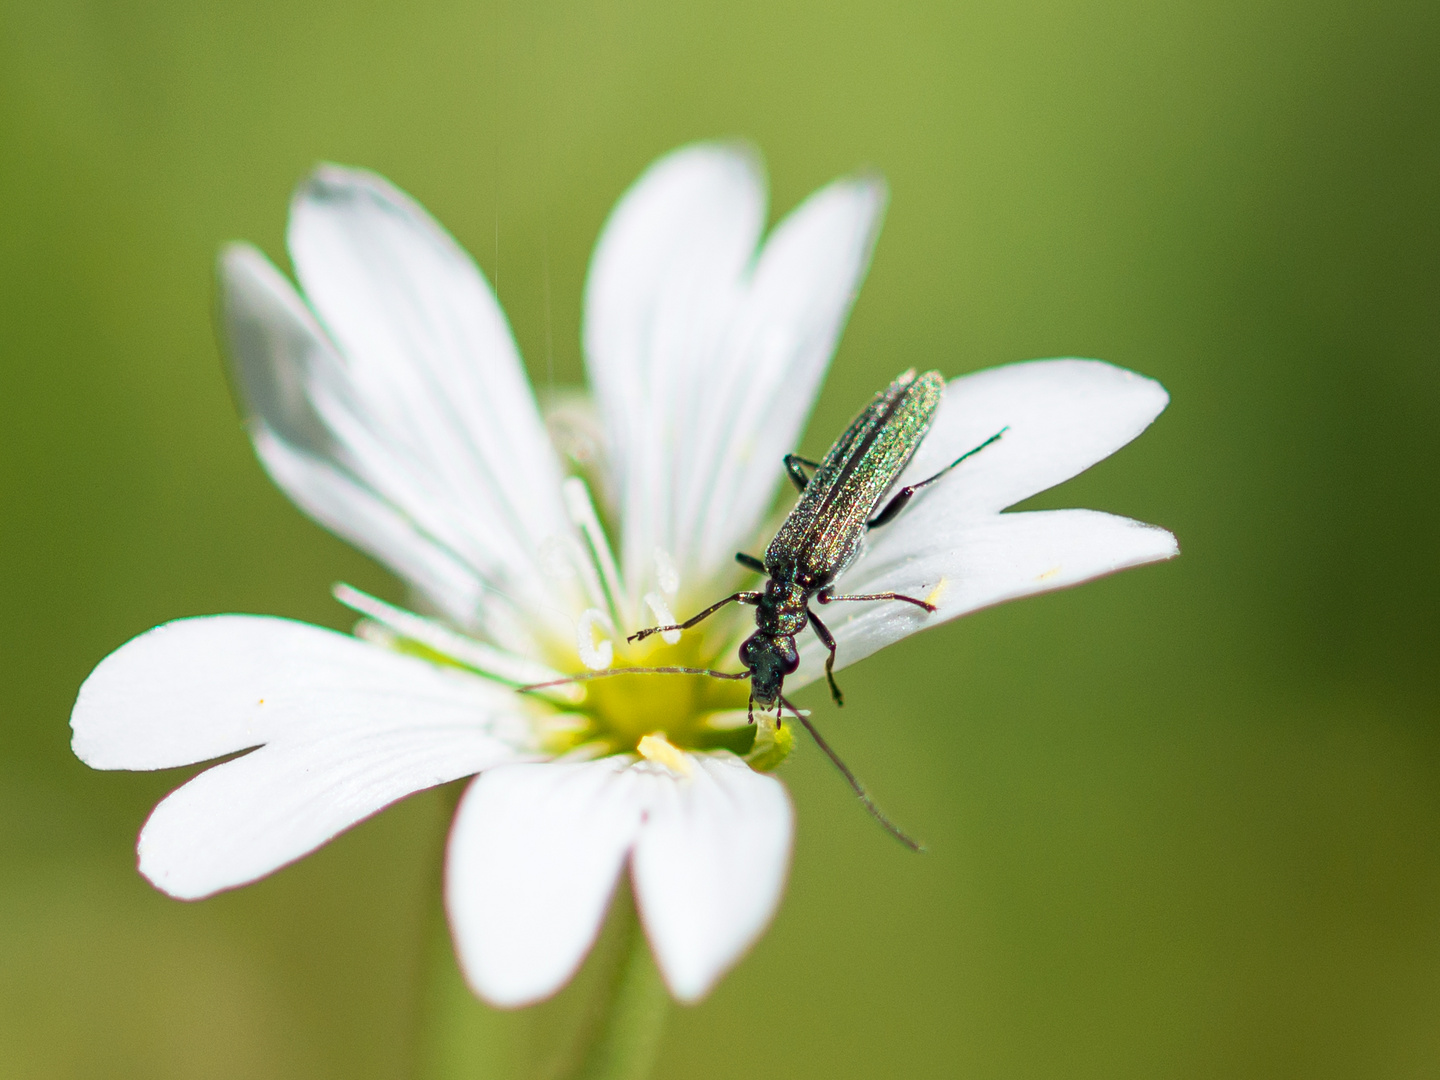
[
  {"xmin": 867, "ymin": 427, "xmax": 1008, "ymax": 530},
  {"xmin": 818, "ymin": 586, "xmax": 936, "ymax": 614},
  {"xmin": 807, "ymin": 607, "xmax": 844, "ymax": 706}
]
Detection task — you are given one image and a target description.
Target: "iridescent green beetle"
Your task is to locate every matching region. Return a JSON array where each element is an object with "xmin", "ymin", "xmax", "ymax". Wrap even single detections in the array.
[
  {"xmin": 528, "ymin": 369, "xmax": 1005, "ymax": 847},
  {"xmin": 632, "ymin": 368, "xmax": 1004, "ymax": 717}
]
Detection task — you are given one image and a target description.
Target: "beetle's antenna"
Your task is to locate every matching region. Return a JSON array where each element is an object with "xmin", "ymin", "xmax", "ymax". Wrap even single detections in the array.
[
  {"xmin": 517, "ymin": 667, "xmax": 750, "ymax": 693},
  {"xmin": 779, "ymin": 694, "xmax": 925, "ymax": 852}
]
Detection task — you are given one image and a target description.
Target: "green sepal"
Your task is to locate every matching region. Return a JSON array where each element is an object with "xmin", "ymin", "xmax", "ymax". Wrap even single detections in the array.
[{"xmin": 744, "ymin": 715, "xmax": 795, "ymax": 772}]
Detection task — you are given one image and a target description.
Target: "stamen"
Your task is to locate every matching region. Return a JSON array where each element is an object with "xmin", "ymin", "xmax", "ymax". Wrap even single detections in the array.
[
  {"xmin": 637, "ymin": 732, "xmax": 693, "ymax": 776},
  {"xmin": 334, "ymin": 584, "xmax": 583, "ymax": 703},
  {"xmin": 924, "ymin": 577, "xmax": 949, "ymax": 609},
  {"xmin": 653, "ymin": 547, "xmax": 680, "ymax": 597},
  {"xmin": 563, "ymin": 478, "xmax": 629, "ymax": 628},
  {"xmin": 642, "ymin": 592, "xmax": 682, "ymax": 645},
  {"xmin": 576, "ymin": 608, "xmax": 615, "ymax": 671}
]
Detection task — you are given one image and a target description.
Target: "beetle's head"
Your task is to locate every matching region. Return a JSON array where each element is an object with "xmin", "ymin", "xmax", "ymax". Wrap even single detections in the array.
[{"xmin": 739, "ymin": 631, "xmax": 799, "ymax": 708}]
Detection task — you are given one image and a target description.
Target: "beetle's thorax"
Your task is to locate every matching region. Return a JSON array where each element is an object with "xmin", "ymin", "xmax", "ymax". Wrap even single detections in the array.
[
  {"xmin": 738, "ymin": 575, "xmax": 811, "ymax": 707},
  {"xmin": 754, "ymin": 576, "xmax": 811, "ymax": 636}
]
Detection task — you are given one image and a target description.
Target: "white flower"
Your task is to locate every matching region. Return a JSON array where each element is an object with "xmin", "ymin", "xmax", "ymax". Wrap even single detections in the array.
[{"xmin": 70, "ymin": 143, "xmax": 1177, "ymax": 1008}]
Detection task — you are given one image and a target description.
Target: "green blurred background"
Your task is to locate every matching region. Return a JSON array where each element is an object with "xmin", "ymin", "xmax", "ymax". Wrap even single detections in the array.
[{"xmin": 2, "ymin": 0, "xmax": 1438, "ymax": 1076}]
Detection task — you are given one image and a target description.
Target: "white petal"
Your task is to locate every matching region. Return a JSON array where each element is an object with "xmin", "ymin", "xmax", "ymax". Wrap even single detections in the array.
[
  {"xmin": 225, "ymin": 165, "xmax": 580, "ymax": 631},
  {"xmin": 288, "ymin": 166, "xmax": 570, "ymax": 583},
  {"xmin": 221, "ymin": 245, "xmax": 486, "ymax": 625},
  {"xmin": 683, "ymin": 174, "xmax": 887, "ymax": 579},
  {"xmin": 584, "ymin": 143, "xmax": 885, "ymax": 604},
  {"xmin": 795, "ymin": 509, "xmax": 1178, "ymax": 682},
  {"xmin": 893, "ymin": 358, "xmax": 1170, "ymax": 518},
  {"xmin": 446, "ymin": 759, "xmax": 646, "ymax": 1007},
  {"xmin": 787, "ymin": 359, "xmax": 1174, "ymax": 684},
  {"xmin": 71, "ymin": 616, "xmax": 530, "ymax": 898},
  {"xmin": 141, "ymin": 727, "xmax": 516, "ymax": 900},
  {"xmin": 631, "ymin": 754, "xmax": 794, "ymax": 1002},
  {"xmin": 585, "ymin": 143, "xmax": 764, "ymax": 606}
]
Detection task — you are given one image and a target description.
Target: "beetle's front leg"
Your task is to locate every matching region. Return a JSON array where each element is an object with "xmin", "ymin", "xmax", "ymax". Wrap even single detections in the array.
[{"xmin": 628, "ymin": 591, "xmax": 763, "ymax": 643}]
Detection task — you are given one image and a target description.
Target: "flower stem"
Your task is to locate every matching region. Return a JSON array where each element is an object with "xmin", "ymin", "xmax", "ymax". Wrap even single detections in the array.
[
  {"xmin": 419, "ymin": 882, "xmax": 668, "ymax": 1080},
  {"xmin": 564, "ymin": 898, "xmax": 669, "ymax": 1080}
]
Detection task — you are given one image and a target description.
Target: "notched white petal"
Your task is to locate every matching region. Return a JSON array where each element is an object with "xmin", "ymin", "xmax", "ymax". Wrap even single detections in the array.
[
  {"xmin": 447, "ymin": 751, "xmax": 792, "ymax": 1007},
  {"xmin": 784, "ymin": 358, "xmax": 1176, "ymax": 686},
  {"xmin": 583, "ymin": 140, "xmax": 887, "ymax": 605},
  {"xmin": 139, "ymin": 725, "xmax": 517, "ymax": 900},
  {"xmin": 72, "ymin": 615, "xmax": 377, "ymax": 770},
  {"xmin": 283, "ymin": 165, "xmax": 577, "ymax": 612},
  {"xmin": 219, "ymin": 245, "xmax": 487, "ymax": 625},
  {"xmin": 72, "ymin": 615, "xmax": 533, "ymax": 898},
  {"xmin": 895, "ymin": 358, "xmax": 1171, "ymax": 518},
  {"xmin": 631, "ymin": 753, "xmax": 793, "ymax": 1002},
  {"xmin": 446, "ymin": 759, "xmax": 645, "ymax": 1007},
  {"xmin": 686, "ymin": 174, "xmax": 888, "ymax": 579},
  {"xmin": 794, "ymin": 509, "xmax": 1178, "ymax": 684}
]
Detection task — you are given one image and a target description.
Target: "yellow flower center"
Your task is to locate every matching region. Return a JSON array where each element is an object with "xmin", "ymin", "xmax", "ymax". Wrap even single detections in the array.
[{"xmin": 558, "ymin": 634, "xmax": 755, "ymax": 756}]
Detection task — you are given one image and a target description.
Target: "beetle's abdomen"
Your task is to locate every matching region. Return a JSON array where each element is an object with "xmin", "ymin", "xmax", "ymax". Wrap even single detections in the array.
[
  {"xmin": 768, "ymin": 369, "xmax": 944, "ymax": 580},
  {"xmin": 755, "ymin": 601, "xmax": 808, "ymax": 637}
]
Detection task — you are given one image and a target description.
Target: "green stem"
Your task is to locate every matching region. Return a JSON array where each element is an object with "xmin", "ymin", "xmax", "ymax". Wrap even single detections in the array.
[
  {"xmin": 419, "ymin": 885, "xmax": 669, "ymax": 1080},
  {"xmin": 564, "ymin": 900, "xmax": 669, "ymax": 1080}
]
